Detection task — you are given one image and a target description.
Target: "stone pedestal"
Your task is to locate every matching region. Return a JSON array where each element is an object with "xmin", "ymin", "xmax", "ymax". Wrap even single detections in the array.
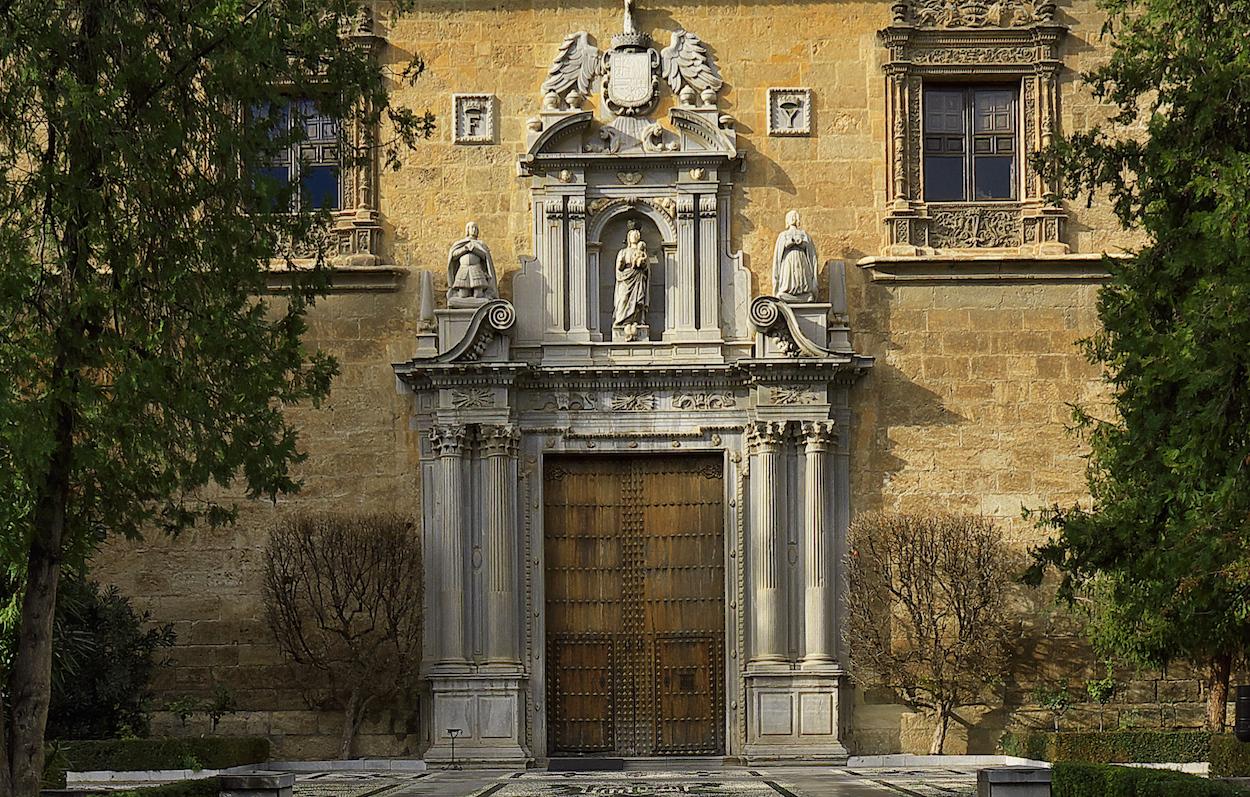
[
  {"xmin": 743, "ymin": 670, "xmax": 849, "ymax": 763},
  {"xmin": 426, "ymin": 674, "xmax": 528, "ymax": 765}
]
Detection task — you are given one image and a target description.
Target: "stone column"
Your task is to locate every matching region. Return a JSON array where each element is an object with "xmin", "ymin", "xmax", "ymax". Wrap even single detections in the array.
[
  {"xmin": 801, "ymin": 420, "xmax": 837, "ymax": 668},
  {"xmin": 480, "ymin": 424, "xmax": 521, "ymax": 665},
  {"xmin": 430, "ymin": 424, "xmax": 468, "ymax": 666},
  {"xmin": 748, "ymin": 421, "xmax": 789, "ymax": 665}
]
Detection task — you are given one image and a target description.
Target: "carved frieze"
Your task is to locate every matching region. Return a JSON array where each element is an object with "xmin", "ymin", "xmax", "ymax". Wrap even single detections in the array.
[
  {"xmin": 673, "ymin": 392, "xmax": 736, "ymax": 410},
  {"xmin": 610, "ymin": 391, "xmax": 657, "ymax": 411},
  {"xmin": 450, "ymin": 388, "xmax": 494, "ymax": 409},
  {"xmin": 771, "ymin": 386, "xmax": 822, "ymax": 406},
  {"xmin": 908, "ymin": 0, "xmax": 1057, "ymax": 28},
  {"xmin": 929, "ymin": 206, "xmax": 1023, "ymax": 249}
]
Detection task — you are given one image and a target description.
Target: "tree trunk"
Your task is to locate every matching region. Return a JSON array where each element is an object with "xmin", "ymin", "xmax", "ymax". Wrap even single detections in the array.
[
  {"xmin": 339, "ymin": 687, "xmax": 361, "ymax": 760},
  {"xmin": 929, "ymin": 706, "xmax": 951, "ymax": 755},
  {"xmin": 6, "ymin": 396, "xmax": 75, "ymax": 797},
  {"xmin": 1206, "ymin": 652, "xmax": 1233, "ymax": 733}
]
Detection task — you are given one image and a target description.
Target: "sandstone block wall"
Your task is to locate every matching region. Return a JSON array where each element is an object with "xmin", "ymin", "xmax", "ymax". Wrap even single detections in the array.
[{"xmin": 89, "ymin": 0, "xmax": 1182, "ymax": 758}]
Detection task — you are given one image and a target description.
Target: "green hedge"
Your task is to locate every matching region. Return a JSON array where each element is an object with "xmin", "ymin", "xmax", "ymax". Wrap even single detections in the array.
[
  {"xmin": 1000, "ymin": 730, "xmax": 1211, "ymax": 763},
  {"xmin": 1053, "ymin": 762, "xmax": 1248, "ymax": 796},
  {"xmin": 56, "ymin": 737, "xmax": 269, "ymax": 772},
  {"xmin": 43, "ymin": 737, "xmax": 269, "ymax": 788},
  {"xmin": 1211, "ymin": 734, "xmax": 1250, "ymax": 777},
  {"xmin": 110, "ymin": 777, "xmax": 222, "ymax": 797}
]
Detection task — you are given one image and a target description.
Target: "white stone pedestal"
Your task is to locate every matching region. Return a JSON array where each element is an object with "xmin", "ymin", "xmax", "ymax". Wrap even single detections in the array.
[
  {"xmin": 743, "ymin": 670, "xmax": 849, "ymax": 764},
  {"xmin": 426, "ymin": 674, "xmax": 528, "ymax": 765}
]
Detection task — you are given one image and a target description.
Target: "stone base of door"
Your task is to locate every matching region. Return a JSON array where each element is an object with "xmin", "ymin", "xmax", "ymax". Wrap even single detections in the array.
[
  {"xmin": 425, "ymin": 674, "xmax": 529, "ymax": 766},
  {"xmin": 742, "ymin": 670, "xmax": 849, "ymax": 765}
]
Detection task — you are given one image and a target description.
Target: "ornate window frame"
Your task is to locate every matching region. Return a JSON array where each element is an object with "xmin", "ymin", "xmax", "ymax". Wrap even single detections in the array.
[
  {"xmin": 266, "ymin": 6, "xmax": 403, "ymax": 292},
  {"xmin": 878, "ymin": 0, "xmax": 1068, "ymax": 256}
]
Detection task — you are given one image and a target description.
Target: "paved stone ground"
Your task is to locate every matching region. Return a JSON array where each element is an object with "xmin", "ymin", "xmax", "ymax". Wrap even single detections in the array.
[{"xmin": 290, "ymin": 767, "xmax": 979, "ymax": 797}]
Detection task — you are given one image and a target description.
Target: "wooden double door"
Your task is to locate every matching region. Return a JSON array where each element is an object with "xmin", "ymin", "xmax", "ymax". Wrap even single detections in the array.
[{"xmin": 544, "ymin": 454, "xmax": 726, "ymax": 757}]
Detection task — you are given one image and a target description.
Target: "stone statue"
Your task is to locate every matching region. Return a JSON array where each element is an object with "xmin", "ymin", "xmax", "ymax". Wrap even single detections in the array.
[
  {"xmin": 772, "ymin": 210, "xmax": 817, "ymax": 303},
  {"xmin": 447, "ymin": 221, "xmax": 498, "ymax": 307},
  {"xmin": 613, "ymin": 225, "xmax": 650, "ymax": 340}
]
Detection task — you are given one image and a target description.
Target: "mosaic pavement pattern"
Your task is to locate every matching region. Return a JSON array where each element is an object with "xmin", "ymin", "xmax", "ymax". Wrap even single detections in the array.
[
  {"xmin": 285, "ymin": 767, "xmax": 981, "ymax": 797},
  {"xmin": 293, "ymin": 770, "xmax": 432, "ymax": 797},
  {"xmin": 841, "ymin": 768, "xmax": 977, "ymax": 796},
  {"xmin": 472, "ymin": 771, "xmax": 802, "ymax": 797}
]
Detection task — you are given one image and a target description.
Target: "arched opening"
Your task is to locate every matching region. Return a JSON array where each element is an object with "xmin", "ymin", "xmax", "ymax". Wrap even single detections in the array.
[{"xmin": 598, "ymin": 213, "xmax": 666, "ymax": 340}]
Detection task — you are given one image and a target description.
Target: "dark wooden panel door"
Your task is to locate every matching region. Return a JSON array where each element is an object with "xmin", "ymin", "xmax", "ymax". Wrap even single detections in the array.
[{"xmin": 545, "ymin": 455, "xmax": 725, "ymax": 757}]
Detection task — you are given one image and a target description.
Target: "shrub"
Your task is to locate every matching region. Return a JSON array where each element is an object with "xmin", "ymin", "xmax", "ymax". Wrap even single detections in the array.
[
  {"xmin": 1210, "ymin": 734, "xmax": 1250, "ymax": 777},
  {"xmin": 1052, "ymin": 762, "xmax": 1248, "ymax": 796},
  {"xmin": 1000, "ymin": 730, "xmax": 1212, "ymax": 763},
  {"xmin": 845, "ymin": 511, "xmax": 1021, "ymax": 754},
  {"xmin": 263, "ymin": 512, "xmax": 422, "ymax": 758},
  {"xmin": 2, "ymin": 577, "xmax": 175, "ymax": 740}
]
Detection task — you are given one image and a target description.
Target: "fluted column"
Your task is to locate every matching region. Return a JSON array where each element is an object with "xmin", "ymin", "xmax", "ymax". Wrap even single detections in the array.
[
  {"xmin": 430, "ymin": 424, "xmax": 468, "ymax": 666},
  {"xmin": 801, "ymin": 420, "xmax": 837, "ymax": 668},
  {"xmin": 748, "ymin": 421, "xmax": 789, "ymax": 665},
  {"xmin": 480, "ymin": 424, "xmax": 521, "ymax": 665}
]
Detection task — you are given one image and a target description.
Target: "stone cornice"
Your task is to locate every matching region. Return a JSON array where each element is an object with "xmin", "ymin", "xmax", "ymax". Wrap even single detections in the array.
[
  {"xmin": 856, "ymin": 252, "xmax": 1119, "ymax": 283},
  {"xmin": 263, "ymin": 263, "xmax": 408, "ymax": 294}
]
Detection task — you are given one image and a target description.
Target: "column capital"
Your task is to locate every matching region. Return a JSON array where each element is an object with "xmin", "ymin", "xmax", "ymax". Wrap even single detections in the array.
[
  {"xmin": 479, "ymin": 424, "xmax": 521, "ymax": 458},
  {"xmin": 800, "ymin": 420, "xmax": 837, "ymax": 451},
  {"xmin": 430, "ymin": 424, "xmax": 469, "ymax": 458},
  {"xmin": 747, "ymin": 420, "xmax": 789, "ymax": 454}
]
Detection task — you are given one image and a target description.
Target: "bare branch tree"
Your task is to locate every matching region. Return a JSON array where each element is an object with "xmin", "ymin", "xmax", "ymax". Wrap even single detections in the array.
[
  {"xmin": 844, "ymin": 511, "xmax": 1019, "ymax": 754},
  {"xmin": 262, "ymin": 512, "xmax": 422, "ymax": 758}
]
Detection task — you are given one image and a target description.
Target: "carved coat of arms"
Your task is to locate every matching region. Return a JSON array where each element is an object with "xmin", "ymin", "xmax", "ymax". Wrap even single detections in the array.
[
  {"xmin": 540, "ymin": 0, "xmax": 723, "ymax": 116},
  {"xmin": 603, "ymin": 48, "xmax": 661, "ymax": 114}
]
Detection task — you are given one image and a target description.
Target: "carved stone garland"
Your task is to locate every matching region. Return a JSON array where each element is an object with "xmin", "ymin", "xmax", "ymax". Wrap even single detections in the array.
[{"xmin": 878, "ymin": 0, "xmax": 1068, "ymax": 256}]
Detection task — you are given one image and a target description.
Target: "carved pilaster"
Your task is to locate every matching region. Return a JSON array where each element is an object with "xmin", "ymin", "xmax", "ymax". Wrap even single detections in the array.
[
  {"xmin": 747, "ymin": 421, "xmax": 788, "ymax": 665},
  {"xmin": 800, "ymin": 421, "xmax": 837, "ymax": 669},
  {"xmin": 567, "ymin": 196, "xmax": 591, "ymax": 340},
  {"xmin": 545, "ymin": 199, "xmax": 566, "ymax": 334},
  {"xmin": 430, "ymin": 424, "xmax": 469, "ymax": 666},
  {"xmin": 672, "ymin": 194, "xmax": 698, "ymax": 336},
  {"xmin": 480, "ymin": 424, "xmax": 521, "ymax": 666},
  {"xmin": 698, "ymin": 195, "xmax": 720, "ymax": 335}
]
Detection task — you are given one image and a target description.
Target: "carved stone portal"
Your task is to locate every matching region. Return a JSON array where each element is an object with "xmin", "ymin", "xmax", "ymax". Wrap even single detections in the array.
[{"xmin": 393, "ymin": 0, "xmax": 873, "ymax": 767}]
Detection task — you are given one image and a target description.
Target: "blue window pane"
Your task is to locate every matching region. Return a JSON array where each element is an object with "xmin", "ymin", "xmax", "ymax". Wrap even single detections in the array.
[
  {"xmin": 925, "ymin": 156, "xmax": 965, "ymax": 201},
  {"xmin": 255, "ymin": 165, "xmax": 290, "ymax": 187},
  {"xmin": 301, "ymin": 165, "xmax": 340, "ymax": 210},
  {"xmin": 973, "ymin": 155, "xmax": 1015, "ymax": 200},
  {"xmin": 253, "ymin": 165, "xmax": 291, "ymax": 211}
]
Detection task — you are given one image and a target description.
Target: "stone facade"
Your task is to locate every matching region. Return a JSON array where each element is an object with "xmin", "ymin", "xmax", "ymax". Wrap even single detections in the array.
[{"xmin": 90, "ymin": 0, "xmax": 1164, "ymax": 761}]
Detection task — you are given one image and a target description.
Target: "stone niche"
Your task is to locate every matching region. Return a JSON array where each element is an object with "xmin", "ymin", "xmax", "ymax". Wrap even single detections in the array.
[{"xmin": 392, "ymin": 3, "xmax": 873, "ymax": 765}]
